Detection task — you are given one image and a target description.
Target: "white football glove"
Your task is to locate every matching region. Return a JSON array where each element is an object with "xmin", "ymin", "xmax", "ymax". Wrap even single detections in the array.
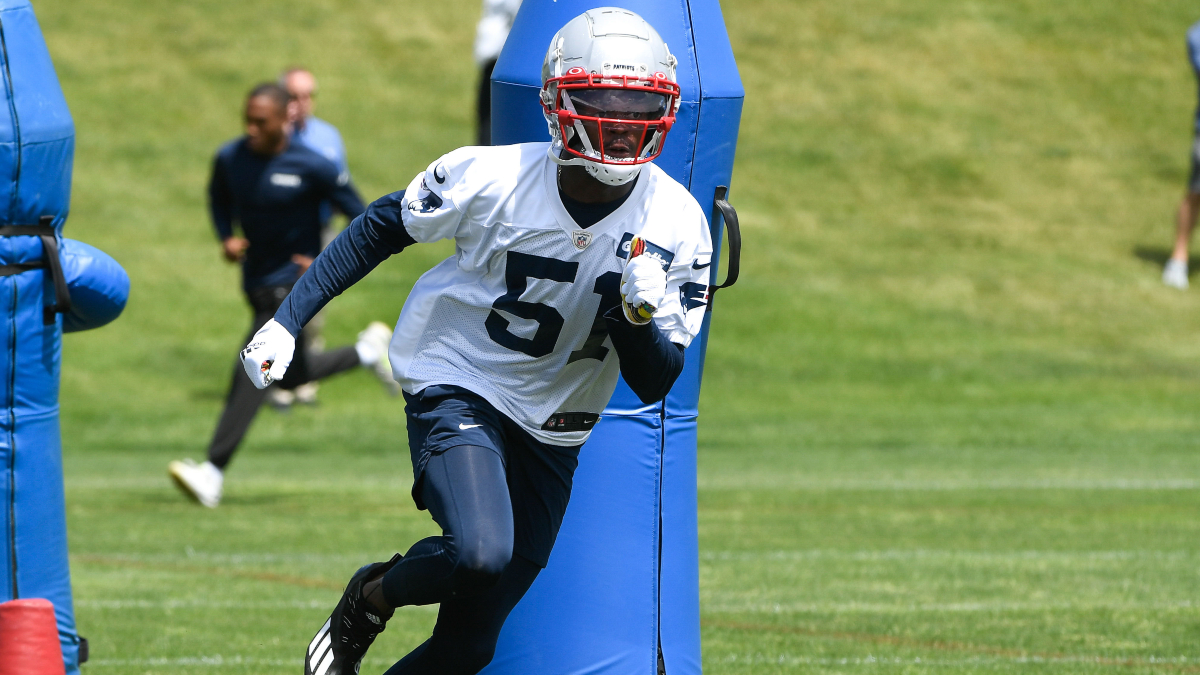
[
  {"xmin": 620, "ymin": 254, "xmax": 668, "ymax": 325},
  {"xmin": 240, "ymin": 319, "xmax": 296, "ymax": 389}
]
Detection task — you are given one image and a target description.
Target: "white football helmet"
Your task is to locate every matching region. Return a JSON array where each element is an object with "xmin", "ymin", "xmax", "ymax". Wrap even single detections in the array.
[{"xmin": 540, "ymin": 8, "xmax": 681, "ymax": 186}]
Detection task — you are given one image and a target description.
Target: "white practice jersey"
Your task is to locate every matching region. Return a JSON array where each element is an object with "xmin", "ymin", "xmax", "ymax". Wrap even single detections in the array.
[{"xmin": 390, "ymin": 142, "xmax": 712, "ymax": 445}]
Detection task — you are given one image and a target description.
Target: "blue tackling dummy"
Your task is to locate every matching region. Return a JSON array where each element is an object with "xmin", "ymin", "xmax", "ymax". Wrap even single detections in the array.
[{"xmin": 0, "ymin": 2, "xmax": 130, "ymax": 673}]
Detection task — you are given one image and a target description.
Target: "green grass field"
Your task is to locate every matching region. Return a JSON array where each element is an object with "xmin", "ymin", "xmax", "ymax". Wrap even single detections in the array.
[{"xmin": 34, "ymin": 0, "xmax": 1200, "ymax": 672}]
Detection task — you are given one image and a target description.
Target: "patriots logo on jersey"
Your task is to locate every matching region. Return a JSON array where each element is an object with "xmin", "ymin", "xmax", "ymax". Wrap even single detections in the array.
[
  {"xmin": 572, "ymin": 230, "xmax": 593, "ymax": 250},
  {"xmin": 408, "ymin": 180, "xmax": 444, "ymax": 213},
  {"xmin": 680, "ymin": 282, "xmax": 709, "ymax": 311}
]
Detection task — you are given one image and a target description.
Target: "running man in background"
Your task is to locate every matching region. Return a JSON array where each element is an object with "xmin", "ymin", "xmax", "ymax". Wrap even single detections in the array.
[
  {"xmin": 275, "ymin": 67, "xmax": 354, "ymax": 407},
  {"xmin": 168, "ymin": 83, "xmax": 394, "ymax": 508},
  {"xmin": 241, "ymin": 9, "xmax": 712, "ymax": 674},
  {"xmin": 1163, "ymin": 20, "xmax": 1200, "ymax": 289},
  {"xmin": 474, "ymin": 0, "xmax": 522, "ymax": 145}
]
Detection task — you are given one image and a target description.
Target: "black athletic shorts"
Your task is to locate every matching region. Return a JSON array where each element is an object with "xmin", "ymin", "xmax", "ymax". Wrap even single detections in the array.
[{"xmin": 403, "ymin": 384, "xmax": 582, "ymax": 568}]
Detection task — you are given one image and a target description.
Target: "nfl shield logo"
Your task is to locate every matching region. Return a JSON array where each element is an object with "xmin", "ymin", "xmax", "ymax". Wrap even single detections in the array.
[{"xmin": 572, "ymin": 230, "xmax": 593, "ymax": 250}]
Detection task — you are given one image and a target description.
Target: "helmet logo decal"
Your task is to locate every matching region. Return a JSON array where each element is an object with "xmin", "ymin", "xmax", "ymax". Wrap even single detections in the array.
[
  {"xmin": 571, "ymin": 230, "xmax": 593, "ymax": 251},
  {"xmin": 600, "ymin": 62, "xmax": 649, "ymax": 79}
]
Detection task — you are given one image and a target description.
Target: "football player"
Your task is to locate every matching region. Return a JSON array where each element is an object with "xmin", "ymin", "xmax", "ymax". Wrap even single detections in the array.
[{"xmin": 240, "ymin": 9, "xmax": 713, "ymax": 675}]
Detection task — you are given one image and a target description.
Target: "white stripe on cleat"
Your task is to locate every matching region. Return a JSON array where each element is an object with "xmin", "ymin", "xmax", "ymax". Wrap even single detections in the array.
[
  {"xmin": 314, "ymin": 648, "xmax": 335, "ymax": 675},
  {"xmin": 314, "ymin": 633, "xmax": 331, "ymax": 667},
  {"xmin": 308, "ymin": 618, "xmax": 330, "ymax": 656}
]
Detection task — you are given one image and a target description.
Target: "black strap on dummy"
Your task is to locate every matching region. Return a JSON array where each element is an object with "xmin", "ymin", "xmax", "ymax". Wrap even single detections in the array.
[
  {"xmin": 707, "ymin": 186, "xmax": 741, "ymax": 310},
  {"xmin": 0, "ymin": 216, "xmax": 72, "ymax": 324}
]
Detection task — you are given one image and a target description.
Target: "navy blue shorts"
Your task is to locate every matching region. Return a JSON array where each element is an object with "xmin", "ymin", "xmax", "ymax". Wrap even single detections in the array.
[{"xmin": 403, "ymin": 384, "xmax": 582, "ymax": 567}]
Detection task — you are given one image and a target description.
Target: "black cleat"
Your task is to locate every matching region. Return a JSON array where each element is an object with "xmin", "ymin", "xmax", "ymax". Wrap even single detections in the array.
[{"xmin": 305, "ymin": 554, "xmax": 402, "ymax": 675}]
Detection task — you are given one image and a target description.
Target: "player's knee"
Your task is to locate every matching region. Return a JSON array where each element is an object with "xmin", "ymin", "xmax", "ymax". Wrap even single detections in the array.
[{"xmin": 450, "ymin": 539, "xmax": 510, "ymax": 595}]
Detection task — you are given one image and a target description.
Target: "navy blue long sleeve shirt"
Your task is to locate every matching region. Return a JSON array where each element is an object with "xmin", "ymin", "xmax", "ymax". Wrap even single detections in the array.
[{"xmin": 209, "ymin": 138, "xmax": 365, "ymax": 290}]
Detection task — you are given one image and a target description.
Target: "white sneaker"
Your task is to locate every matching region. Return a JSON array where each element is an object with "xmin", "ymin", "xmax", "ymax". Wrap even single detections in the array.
[
  {"xmin": 357, "ymin": 321, "xmax": 400, "ymax": 396},
  {"xmin": 1163, "ymin": 259, "xmax": 1189, "ymax": 289},
  {"xmin": 266, "ymin": 387, "xmax": 295, "ymax": 411},
  {"xmin": 168, "ymin": 459, "xmax": 223, "ymax": 508},
  {"xmin": 294, "ymin": 381, "xmax": 319, "ymax": 405}
]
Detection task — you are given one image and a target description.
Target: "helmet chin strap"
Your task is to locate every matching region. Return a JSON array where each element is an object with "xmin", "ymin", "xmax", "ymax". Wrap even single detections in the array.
[
  {"xmin": 585, "ymin": 161, "xmax": 641, "ymax": 186},
  {"xmin": 549, "ymin": 92, "xmax": 645, "ymax": 187},
  {"xmin": 546, "ymin": 145, "xmax": 642, "ymax": 186}
]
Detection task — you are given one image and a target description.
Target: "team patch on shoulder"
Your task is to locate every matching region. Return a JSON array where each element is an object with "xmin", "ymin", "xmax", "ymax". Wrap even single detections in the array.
[
  {"xmin": 616, "ymin": 232, "xmax": 673, "ymax": 270},
  {"xmin": 408, "ymin": 188, "xmax": 443, "ymax": 213},
  {"xmin": 571, "ymin": 230, "xmax": 593, "ymax": 250}
]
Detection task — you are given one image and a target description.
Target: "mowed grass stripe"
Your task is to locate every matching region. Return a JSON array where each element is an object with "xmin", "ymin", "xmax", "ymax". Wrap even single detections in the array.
[
  {"xmin": 77, "ymin": 600, "xmax": 439, "ymax": 612},
  {"xmin": 77, "ymin": 598, "xmax": 1198, "ymax": 612},
  {"xmin": 85, "ymin": 653, "xmax": 1200, "ymax": 669},
  {"xmin": 73, "ymin": 554, "xmax": 343, "ymax": 590},
  {"xmin": 74, "ymin": 548, "xmax": 1196, "ymax": 563},
  {"xmin": 67, "ymin": 477, "xmax": 1200, "ymax": 489}
]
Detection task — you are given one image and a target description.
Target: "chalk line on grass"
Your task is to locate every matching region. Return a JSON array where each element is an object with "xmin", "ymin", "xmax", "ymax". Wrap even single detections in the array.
[
  {"xmin": 697, "ymin": 477, "xmax": 1200, "ymax": 490},
  {"xmin": 715, "ymin": 653, "xmax": 1199, "ymax": 667},
  {"xmin": 76, "ymin": 598, "xmax": 438, "ymax": 612},
  {"xmin": 74, "ymin": 550, "xmax": 370, "ymax": 565},
  {"xmin": 84, "ymin": 654, "xmax": 402, "ymax": 668},
  {"xmin": 701, "ymin": 549, "xmax": 1195, "ymax": 562},
  {"xmin": 702, "ymin": 599, "xmax": 1198, "ymax": 613}
]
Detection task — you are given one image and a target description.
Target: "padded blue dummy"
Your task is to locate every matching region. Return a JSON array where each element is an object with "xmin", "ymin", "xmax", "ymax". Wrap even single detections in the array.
[
  {"xmin": 487, "ymin": 2, "xmax": 742, "ymax": 673},
  {"xmin": 0, "ymin": 2, "xmax": 130, "ymax": 673}
]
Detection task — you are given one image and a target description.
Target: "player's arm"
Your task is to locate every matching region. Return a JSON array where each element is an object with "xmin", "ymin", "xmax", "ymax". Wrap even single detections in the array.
[
  {"xmin": 242, "ymin": 157, "xmax": 467, "ymax": 388},
  {"xmin": 603, "ymin": 309, "xmax": 686, "ymax": 405},
  {"xmin": 240, "ymin": 193, "xmax": 415, "ymax": 387},
  {"xmin": 602, "ymin": 238, "xmax": 686, "ymax": 404},
  {"xmin": 208, "ymin": 154, "xmax": 245, "ymax": 261},
  {"xmin": 276, "ymin": 154, "xmax": 468, "ymax": 336},
  {"xmin": 278, "ymin": 191, "xmax": 415, "ymax": 335},
  {"xmin": 608, "ymin": 208, "xmax": 715, "ymax": 404}
]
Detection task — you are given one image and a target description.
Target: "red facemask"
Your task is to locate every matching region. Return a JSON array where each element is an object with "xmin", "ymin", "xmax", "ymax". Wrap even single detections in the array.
[{"xmin": 542, "ymin": 67, "xmax": 680, "ymax": 166}]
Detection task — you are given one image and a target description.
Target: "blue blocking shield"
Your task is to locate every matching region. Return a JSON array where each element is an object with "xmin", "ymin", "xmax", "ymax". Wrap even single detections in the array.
[
  {"xmin": 0, "ymin": 2, "xmax": 129, "ymax": 673},
  {"xmin": 488, "ymin": 2, "xmax": 743, "ymax": 673}
]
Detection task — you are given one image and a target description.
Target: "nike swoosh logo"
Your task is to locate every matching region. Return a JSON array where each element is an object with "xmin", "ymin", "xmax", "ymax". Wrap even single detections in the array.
[
  {"xmin": 459, "ymin": 423, "xmax": 482, "ymax": 430},
  {"xmin": 691, "ymin": 260, "xmax": 712, "ymax": 270},
  {"xmin": 433, "ymin": 165, "xmax": 447, "ymax": 184}
]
